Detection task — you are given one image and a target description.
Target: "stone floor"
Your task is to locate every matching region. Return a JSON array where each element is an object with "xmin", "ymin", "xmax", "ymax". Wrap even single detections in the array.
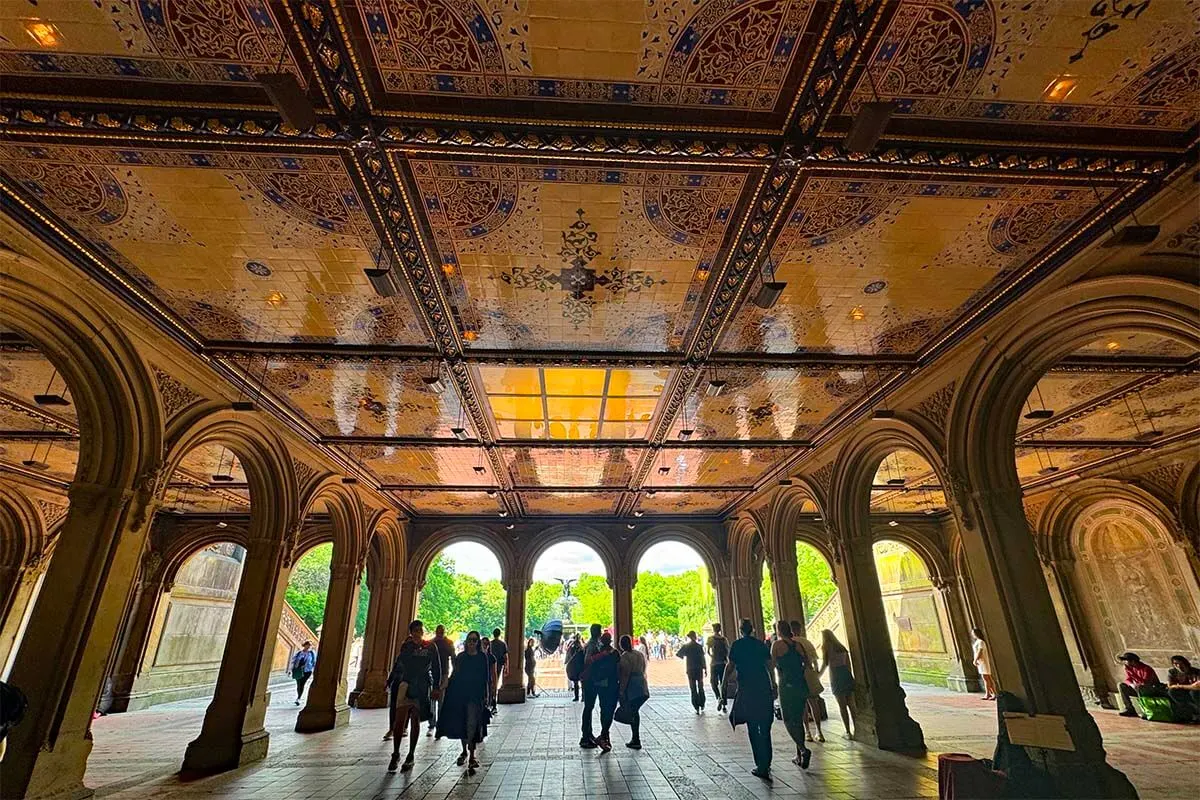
[{"xmin": 82, "ymin": 685, "xmax": 1196, "ymax": 799}]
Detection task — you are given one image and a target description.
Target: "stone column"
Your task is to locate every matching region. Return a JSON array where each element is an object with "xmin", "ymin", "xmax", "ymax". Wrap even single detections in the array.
[
  {"xmin": 181, "ymin": 536, "xmax": 290, "ymax": 776},
  {"xmin": 497, "ymin": 580, "xmax": 529, "ymax": 704},
  {"xmin": 350, "ymin": 575, "xmax": 401, "ymax": 709},
  {"xmin": 610, "ymin": 572, "xmax": 634, "ymax": 642},
  {"xmin": 955, "ymin": 480, "xmax": 1135, "ymax": 797},
  {"xmin": 396, "ymin": 577, "xmax": 422, "ymax": 631},
  {"xmin": 106, "ymin": 551, "xmax": 171, "ymax": 712},
  {"xmin": 831, "ymin": 533, "xmax": 925, "ymax": 751},
  {"xmin": 729, "ymin": 575, "xmax": 755, "ymax": 630},
  {"xmin": 297, "ymin": 561, "xmax": 361, "ymax": 732},
  {"xmin": 768, "ymin": 552, "xmax": 805, "ymax": 633},
  {"xmin": 1042, "ymin": 555, "xmax": 1115, "ymax": 708},
  {"xmin": 3, "ymin": 480, "xmax": 159, "ymax": 800},
  {"xmin": 715, "ymin": 574, "xmax": 737, "ymax": 638},
  {"xmin": 933, "ymin": 575, "xmax": 981, "ymax": 693},
  {"xmin": 0, "ymin": 561, "xmax": 43, "ymax": 670}
]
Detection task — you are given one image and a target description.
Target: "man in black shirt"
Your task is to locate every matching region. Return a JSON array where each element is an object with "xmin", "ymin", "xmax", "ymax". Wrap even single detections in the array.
[
  {"xmin": 677, "ymin": 630, "xmax": 707, "ymax": 713},
  {"xmin": 579, "ymin": 623, "xmax": 603, "ymax": 747},
  {"xmin": 706, "ymin": 623, "xmax": 730, "ymax": 712},
  {"xmin": 489, "ymin": 627, "xmax": 508, "ymax": 711},
  {"xmin": 429, "ymin": 624, "xmax": 454, "ymax": 735}
]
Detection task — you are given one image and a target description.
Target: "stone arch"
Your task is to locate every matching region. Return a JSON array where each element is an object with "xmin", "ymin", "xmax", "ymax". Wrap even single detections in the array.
[
  {"xmin": 160, "ymin": 524, "xmax": 251, "ymax": 588},
  {"xmin": 0, "ymin": 483, "xmax": 45, "ymax": 572},
  {"xmin": 1041, "ymin": 479, "xmax": 1183, "ymax": 562},
  {"xmin": 1181, "ymin": 462, "xmax": 1200, "ymax": 548},
  {"xmin": 0, "ymin": 249, "xmax": 163, "ymax": 494},
  {"xmin": 765, "ymin": 483, "xmax": 826, "ymax": 563},
  {"xmin": 869, "ymin": 523, "xmax": 949, "ymax": 583},
  {"xmin": 516, "ymin": 523, "xmax": 619, "ymax": 588},
  {"xmin": 624, "ymin": 523, "xmax": 726, "ymax": 586},
  {"xmin": 367, "ymin": 511, "xmax": 407, "ymax": 581},
  {"xmin": 163, "ymin": 409, "xmax": 298, "ymax": 545},
  {"xmin": 298, "ymin": 479, "xmax": 366, "ymax": 568},
  {"xmin": 407, "ymin": 523, "xmax": 515, "ymax": 588}
]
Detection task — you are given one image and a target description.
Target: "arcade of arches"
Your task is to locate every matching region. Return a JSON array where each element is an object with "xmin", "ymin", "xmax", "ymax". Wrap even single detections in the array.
[{"xmin": 0, "ymin": 2, "xmax": 1198, "ymax": 798}]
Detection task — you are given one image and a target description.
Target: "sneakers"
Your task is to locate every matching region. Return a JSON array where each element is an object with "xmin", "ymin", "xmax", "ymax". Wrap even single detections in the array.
[
  {"xmin": 387, "ymin": 753, "xmax": 400, "ymax": 773},
  {"xmin": 456, "ymin": 752, "xmax": 468, "ymax": 767},
  {"xmin": 383, "ymin": 730, "xmax": 392, "ymax": 741},
  {"xmin": 468, "ymin": 756, "xmax": 479, "ymax": 770}
]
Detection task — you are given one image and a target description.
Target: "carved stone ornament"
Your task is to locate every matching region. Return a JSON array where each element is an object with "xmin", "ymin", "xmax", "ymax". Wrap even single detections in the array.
[
  {"xmin": 1022, "ymin": 500, "xmax": 1046, "ymax": 534},
  {"xmin": 915, "ymin": 381, "xmax": 956, "ymax": 430},
  {"xmin": 292, "ymin": 457, "xmax": 318, "ymax": 492},
  {"xmin": 946, "ymin": 469, "xmax": 975, "ymax": 530},
  {"xmin": 811, "ymin": 463, "xmax": 835, "ymax": 501},
  {"xmin": 1136, "ymin": 462, "xmax": 1185, "ymax": 503},
  {"xmin": 152, "ymin": 367, "xmax": 204, "ymax": 419},
  {"xmin": 140, "ymin": 549, "xmax": 163, "ymax": 583},
  {"xmin": 35, "ymin": 498, "xmax": 69, "ymax": 531}
]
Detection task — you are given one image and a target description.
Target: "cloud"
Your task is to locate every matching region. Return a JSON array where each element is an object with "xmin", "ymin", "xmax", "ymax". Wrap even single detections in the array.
[
  {"xmin": 441, "ymin": 542, "xmax": 503, "ymax": 582},
  {"xmin": 636, "ymin": 542, "xmax": 706, "ymax": 575},
  {"xmin": 532, "ymin": 542, "xmax": 606, "ymax": 581}
]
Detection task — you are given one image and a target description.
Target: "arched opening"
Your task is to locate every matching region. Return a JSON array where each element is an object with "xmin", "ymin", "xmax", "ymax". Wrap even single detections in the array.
[
  {"xmin": 796, "ymin": 541, "xmax": 841, "ymax": 640},
  {"xmin": 524, "ymin": 541, "xmax": 611, "ymax": 692},
  {"xmin": 418, "ymin": 541, "xmax": 507, "ymax": 645},
  {"xmin": 871, "ymin": 539, "xmax": 953, "ymax": 687},
  {"xmin": 631, "ymin": 540, "xmax": 717, "ymax": 688},
  {"xmin": 282, "ymin": 539, "xmax": 351, "ymax": 707}
]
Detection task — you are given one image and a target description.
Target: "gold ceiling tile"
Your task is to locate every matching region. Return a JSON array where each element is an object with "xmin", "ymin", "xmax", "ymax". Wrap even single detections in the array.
[
  {"xmin": 397, "ymin": 490, "xmax": 503, "ymax": 516},
  {"xmin": 490, "ymin": 395, "xmax": 546, "ymax": 422},
  {"xmin": 545, "ymin": 396, "xmax": 603, "ymax": 421},
  {"xmin": 0, "ymin": 350, "xmax": 78, "ymax": 427},
  {"xmin": 546, "ymin": 421, "xmax": 600, "ymax": 440},
  {"xmin": 494, "ymin": 420, "xmax": 548, "ymax": 439},
  {"xmin": 606, "ymin": 368, "xmax": 670, "ymax": 396},
  {"xmin": 0, "ymin": 436, "xmax": 80, "ymax": 482},
  {"xmin": 362, "ymin": 446, "xmax": 493, "ymax": 486},
  {"xmin": 521, "ymin": 491, "xmax": 622, "ymax": 516},
  {"xmin": 543, "ymin": 367, "xmax": 606, "ymax": 396},
  {"xmin": 647, "ymin": 447, "xmax": 787, "ymax": 487},
  {"xmin": 479, "ymin": 366, "xmax": 542, "ymax": 395},
  {"xmin": 602, "ymin": 397, "xmax": 658, "ymax": 422},
  {"xmin": 1018, "ymin": 372, "xmax": 1145, "ymax": 432},
  {"xmin": 502, "ymin": 446, "xmax": 638, "ymax": 487},
  {"xmin": 637, "ymin": 490, "xmax": 743, "ymax": 515}
]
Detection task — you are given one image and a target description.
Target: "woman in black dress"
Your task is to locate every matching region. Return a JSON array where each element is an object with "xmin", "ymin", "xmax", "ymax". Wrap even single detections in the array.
[
  {"xmin": 524, "ymin": 637, "xmax": 538, "ymax": 697},
  {"xmin": 435, "ymin": 630, "xmax": 490, "ymax": 772},
  {"xmin": 728, "ymin": 618, "xmax": 776, "ymax": 780},
  {"xmin": 819, "ymin": 629, "xmax": 857, "ymax": 738}
]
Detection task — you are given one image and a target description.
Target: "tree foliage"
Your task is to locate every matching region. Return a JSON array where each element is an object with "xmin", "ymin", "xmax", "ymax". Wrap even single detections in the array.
[
  {"xmin": 631, "ymin": 567, "xmax": 715, "ymax": 636},
  {"xmin": 416, "ymin": 555, "xmax": 506, "ymax": 639},
  {"xmin": 284, "ymin": 543, "xmax": 370, "ymax": 638},
  {"xmin": 760, "ymin": 567, "xmax": 776, "ymax": 631},
  {"xmin": 795, "ymin": 542, "xmax": 837, "ymax": 622}
]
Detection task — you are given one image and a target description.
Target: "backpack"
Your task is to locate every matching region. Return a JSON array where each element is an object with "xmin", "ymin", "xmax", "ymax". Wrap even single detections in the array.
[
  {"xmin": 566, "ymin": 645, "xmax": 585, "ymax": 681},
  {"xmin": 709, "ymin": 635, "xmax": 729, "ymax": 663}
]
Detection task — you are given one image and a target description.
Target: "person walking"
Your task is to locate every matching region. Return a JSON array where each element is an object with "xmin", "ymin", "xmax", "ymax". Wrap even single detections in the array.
[
  {"xmin": 436, "ymin": 631, "xmax": 490, "ymax": 774},
  {"xmin": 972, "ymin": 627, "xmax": 997, "ymax": 700},
  {"xmin": 586, "ymin": 631, "xmax": 620, "ymax": 752},
  {"xmin": 728, "ymin": 618, "xmax": 776, "ymax": 781},
  {"xmin": 617, "ymin": 634, "xmax": 649, "ymax": 749},
  {"xmin": 565, "ymin": 633, "xmax": 584, "ymax": 702},
  {"xmin": 428, "ymin": 624, "xmax": 454, "ymax": 737},
  {"xmin": 387, "ymin": 620, "xmax": 442, "ymax": 773},
  {"xmin": 290, "ymin": 641, "xmax": 315, "ymax": 705},
  {"xmin": 772, "ymin": 621, "xmax": 813, "ymax": 770},
  {"xmin": 706, "ymin": 623, "xmax": 730, "ymax": 712},
  {"xmin": 524, "ymin": 637, "xmax": 538, "ymax": 697},
  {"xmin": 579, "ymin": 623, "xmax": 603, "ymax": 747},
  {"xmin": 489, "ymin": 627, "xmax": 508, "ymax": 711},
  {"xmin": 789, "ymin": 620, "xmax": 825, "ymax": 742},
  {"xmin": 676, "ymin": 631, "xmax": 707, "ymax": 713},
  {"xmin": 819, "ymin": 629, "xmax": 857, "ymax": 738}
]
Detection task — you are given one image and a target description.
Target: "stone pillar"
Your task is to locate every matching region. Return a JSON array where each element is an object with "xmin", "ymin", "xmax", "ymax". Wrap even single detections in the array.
[
  {"xmin": 0, "ymin": 561, "xmax": 43, "ymax": 670},
  {"xmin": 715, "ymin": 574, "xmax": 737, "ymax": 638},
  {"xmin": 610, "ymin": 572, "xmax": 634, "ymax": 642},
  {"xmin": 1042, "ymin": 555, "xmax": 1115, "ymax": 708},
  {"xmin": 297, "ymin": 562, "xmax": 361, "ymax": 732},
  {"xmin": 831, "ymin": 533, "xmax": 925, "ymax": 751},
  {"xmin": 955, "ymin": 480, "xmax": 1135, "ymax": 798},
  {"xmin": 350, "ymin": 575, "xmax": 401, "ymax": 709},
  {"xmin": 768, "ymin": 552, "xmax": 805, "ymax": 633},
  {"xmin": 933, "ymin": 575, "xmax": 981, "ymax": 693},
  {"xmin": 396, "ymin": 577, "xmax": 421, "ymax": 632},
  {"xmin": 3, "ymin": 480, "xmax": 159, "ymax": 800},
  {"xmin": 497, "ymin": 580, "xmax": 529, "ymax": 704},
  {"xmin": 729, "ymin": 575, "xmax": 755, "ymax": 631},
  {"xmin": 181, "ymin": 536, "xmax": 290, "ymax": 777},
  {"xmin": 106, "ymin": 551, "xmax": 171, "ymax": 712}
]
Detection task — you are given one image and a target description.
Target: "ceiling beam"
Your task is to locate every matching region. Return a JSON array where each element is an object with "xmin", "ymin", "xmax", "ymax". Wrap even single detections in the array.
[{"xmin": 324, "ymin": 436, "xmax": 812, "ymax": 450}]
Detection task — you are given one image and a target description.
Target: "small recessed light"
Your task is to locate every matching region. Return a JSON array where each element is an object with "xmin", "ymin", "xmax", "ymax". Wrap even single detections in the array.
[
  {"xmin": 442, "ymin": 262, "xmax": 456, "ymax": 275},
  {"xmin": 658, "ymin": 466, "xmax": 670, "ymax": 475},
  {"xmin": 863, "ymin": 280, "xmax": 887, "ymax": 295},
  {"xmin": 1105, "ymin": 340, "xmax": 1121, "ymax": 352},
  {"xmin": 423, "ymin": 375, "xmax": 446, "ymax": 393},
  {"xmin": 463, "ymin": 329, "xmax": 479, "ymax": 342},
  {"xmin": 695, "ymin": 269, "xmax": 710, "ymax": 282},
  {"xmin": 265, "ymin": 291, "xmax": 285, "ymax": 307},
  {"xmin": 634, "ymin": 510, "xmax": 644, "ymax": 517},
  {"xmin": 923, "ymin": 508, "xmax": 938, "ymax": 516},
  {"xmin": 499, "ymin": 510, "xmax": 509, "ymax": 518},
  {"xmin": 216, "ymin": 521, "xmax": 228, "ymax": 529},
  {"xmin": 706, "ymin": 379, "xmax": 726, "ymax": 397},
  {"xmin": 626, "ymin": 523, "xmax": 636, "ymax": 530},
  {"xmin": 678, "ymin": 429, "xmax": 694, "ymax": 441},
  {"xmin": 1042, "ymin": 75, "xmax": 1079, "ymax": 103},
  {"xmin": 849, "ymin": 306, "xmax": 866, "ymax": 321},
  {"xmin": 813, "ymin": 515, "xmax": 822, "ymax": 522},
  {"xmin": 23, "ymin": 20, "xmax": 62, "ymax": 48},
  {"xmin": 888, "ymin": 519, "xmax": 899, "ymax": 527},
  {"xmin": 451, "ymin": 427, "xmax": 469, "ymax": 441},
  {"xmin": 506, "ymin": 523, "xmax": 515, "ymax": 530}
]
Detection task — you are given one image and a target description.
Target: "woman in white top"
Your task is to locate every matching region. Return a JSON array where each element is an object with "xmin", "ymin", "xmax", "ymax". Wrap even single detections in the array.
[
  {"xmin": 972, "ymin": 627, "xmax": 996, "ymax": 700},
  {"xmin": 618, "ymin": 635, "xmax": 649, "ymax": 749}
]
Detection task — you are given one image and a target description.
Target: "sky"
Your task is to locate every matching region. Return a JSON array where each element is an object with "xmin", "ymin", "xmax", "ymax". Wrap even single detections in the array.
[{"xmin": 440, "ymin": 540, "xmax": 706, "ymax": 583}]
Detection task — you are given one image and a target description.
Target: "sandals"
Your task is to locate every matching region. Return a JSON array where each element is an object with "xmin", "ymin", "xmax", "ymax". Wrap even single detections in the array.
[{"xmin": 401, "ymin": 755, "xmax": 414, "ymax": 772}]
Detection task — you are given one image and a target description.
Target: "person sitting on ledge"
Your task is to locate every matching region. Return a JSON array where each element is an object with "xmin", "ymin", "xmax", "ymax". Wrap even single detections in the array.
[
  {"xmin": 1117, "ymin": 652, "xmax": 1165, "ymax": 717},
  {"xmin": 1166, "ymin": 655, "xmax": 1200, "ymax": 721}
]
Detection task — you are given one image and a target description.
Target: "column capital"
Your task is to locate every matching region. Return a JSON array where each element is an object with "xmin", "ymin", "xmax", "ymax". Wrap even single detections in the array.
[
  {"xmin": 401, "ymin": 577, "xmax": 425, "ymax": 591},
  {"xmin": 502, "ymin": 579, "xmax": 530, "ymax": 594},
  {"xmin": 930, "ymin": 576, "xmax": 955, "ymax": 596}
]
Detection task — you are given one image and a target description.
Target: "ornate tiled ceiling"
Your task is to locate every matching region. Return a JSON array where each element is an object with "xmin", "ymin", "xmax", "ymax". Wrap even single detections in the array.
[{"xmin": 0, "ymin": 0, "xmax": 1195, "ymax": 520}]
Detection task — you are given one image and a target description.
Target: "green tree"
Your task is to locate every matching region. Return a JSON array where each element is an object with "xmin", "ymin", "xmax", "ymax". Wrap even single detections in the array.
[
  {"xmin": 760, "ymin": 568, "xmax": 776, "ymax": 632},
  {"xmin": 573, "ymin": 573, "xmax": 613, "ymax": 627},
  {"xmin": 416, "ymin": 554, "xmax": 461, "ymax": 632},
  {"xmin": 795, "ymin": 542, "xmax": 837, "ymax": 623},
  {"xmin": 285, "ymin": 544, "xmax": 333, "ymax": 633},
  {"xmin": 355, "ymin": 570, "xmax": 370, "ymax": 638},
  {"xmin": 525, "ymin": 581, "xmax": 560, "ymax": 634}
]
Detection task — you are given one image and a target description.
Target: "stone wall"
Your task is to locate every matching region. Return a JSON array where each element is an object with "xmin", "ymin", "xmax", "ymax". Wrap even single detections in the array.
[{"xmin": 873, "ymin": 541, "xmax": 954, "ymax": 686}]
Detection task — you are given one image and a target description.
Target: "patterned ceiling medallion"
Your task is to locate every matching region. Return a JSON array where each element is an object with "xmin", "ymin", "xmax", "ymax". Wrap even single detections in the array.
[
  {"xmin": 245, "ymin": 260, "xmax": 272, "ymax": 277},
  {"xmin": 863, "ymin": 280, "xmax": 886, "ymax": 294}
]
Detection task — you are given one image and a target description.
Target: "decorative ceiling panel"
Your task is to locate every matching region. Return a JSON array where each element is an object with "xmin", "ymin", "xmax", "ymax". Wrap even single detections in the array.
[
  {"xmin": 1036, "ymin": 373, "xmax": 1200, "ymax": 442},
  {"xmin": 501, "ymin": 446, "xmax": 639, "ymax": 487},
  {"xmin": 402, "ymin": 156, "xmax": 751, "ymax": 351},
  {"xmin": 0, "ymin": 0, "xmax": 310, "ymax": 104},
  {"xmin": 0, "ymin": 436, "xmax": 79, "ymax": 481},
  {"xmin": 163, "ymin": 485, "xmax": 251, "ymax": 513},
  {"xmin": 0, "ymin": 144, "xmax": 428, "ymax": 346},
  {"xmin": 521, "ymin": 491, "xmax": 623, "ymax": 516},
  {"xmin": 1014, "ymin": 446, "xmax": 1100, "ymax": 482},
  {"xmin": 0, "ymin": 350, "xmax": 78, "ymax": 427},
  {"xmin": 359, "ymin": 444, "xmax": 495, "ymax": 486},
  {"xmin": 720, "ymin": 177, "xmax": 1106, "ymax": 354},
  {"xmin": 843, "ymin": 0, "xmax": 1199, "ymax": 132},
  {"xmin": 870, "ymin": 486, "xmax": 945, "ymax": 514},
  {"xmin": 1074, "ymin": 332, "xmax": 1195, "ymax": 357},
  {"xmin": 479, "ymin": 365, "xmax": 670, "ymax": 440},
  {"xmin": 177, "ymin": 442, "xmax": 249, "ymax": 483},
  {"xmin": 636, "ymin": 490, "xmax": 743, "ymax": 515},
  {"xmin": 347, "ymin": 0, "xmax": 822, "ymax": 126},
  {"xmin": 645, "ymin": 446, "xmax": 787, "ymax": 487},
  {"xmin": 393, "ymin": 489, "xmax": 503, "ymax": 515},
  {"xmin": 255, "ymin": 358, "xmax": 471, "ymax": 438},
  {"xmin": 1018, "ymin": 371, "xmax": 1144, "ymax": 433},
  {"xmin": 668, "ymin": 366, "xmax": 897, "ymax": 441}
]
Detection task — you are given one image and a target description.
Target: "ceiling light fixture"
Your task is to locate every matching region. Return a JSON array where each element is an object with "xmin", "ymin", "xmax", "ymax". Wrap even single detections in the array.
[
  {"xmin": 1041, "ymin": 75, "xmax": 1079, "ymax": 103},
  {"xmin": 451, "ymin": 427, "xmax": 469, "ymax": 441},
  {"xmin": 506, "ymin": 523, "xmax": 515, "ymax": 530},
  {"xmin": 634, "ymin": 510, "xmax": 644, "ymax": 518},
  {"xmin": 645, "ymin": 490, "xmax": 657, "ymax": 497},
  {"xmin": 678, "ymin": 428, "xmax": 694, "ymax": 441},
  {"xmin": 626, "ymin": 523, "xmax": 636, "ymax": 530},
  {"xmin": 211, "ymin": 473, "xmax": 234, "ymax": 483},
  {"xmin": 658, "ymin": 466, "xmax": 670, "ymax": 475},
  {"xmin": 849, "ymin": 306, "xmax": 866, "ymax": 322},
  {"xmin": 423, "ymin": 374, "xmax": 446, "ymax": 394},
  {"xmin": 752, "ymin": 257, "xmax": 786, "ymax": 309},
  {"xmin": 888, "ymin": 519, "xmax": 899, "ymax": 527},
  {"xmin": 872, "ymin": 408, "xmax": 896, "ymax": 420},
  {"xmin": 486, "ymin": 489, "xmax": 497, "ymax": 497},
  {"xmin": 886, "ymin": 477, "xmax": 905, "ymax": 487},
  {"xmin": 778, "ymin": 478, "xmax": 793, "ymax": 487},
  {"xmin": 499, "ymin": 510, "xmax": 509, "ymax": 518},
  {"xmin": 216, "ymin": 520, "xmax": 229, "ymax": 529},
  {"xmin": 341, "ymin": 477, "xmax": 358, "ymax": 485},
  {"xmin": 473, "ymin": 465, "xmax": 486, "ymax": 475},
  {"xmin": 258, "ymin": 72, "xmax": 317, "ymax": 130},
  {"xmin": 23, "ymin": 20, "xmax": 62, "ymax": 48},
  {"xmin": 1023, "ymin": 383, "xmax": 1055, "ymax": 420},
  {"xmin": 845, "ymin": 101, "xmax": 896, "ymax": 154},
  {"xmin": 1105, "ymin": 340, "xmax": 1121, "ymax": 352},
  {"xmin": 1089, "ymin": 179, "xmax": 1159, "ymax": 249},
  {"xmin": 33, "ymin": 393, "xmax": 69, "ymax": 407},
  {"xmin": 706, "ymin": 379, "xmax": 727, "ymax": 397},
  {"xmin": 231, "ymin": 400, "xmax": 256, "ymax": 412},
  {"xmin": 21, "ymin": 459, "xmax": 47, "ymax": 470}
]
